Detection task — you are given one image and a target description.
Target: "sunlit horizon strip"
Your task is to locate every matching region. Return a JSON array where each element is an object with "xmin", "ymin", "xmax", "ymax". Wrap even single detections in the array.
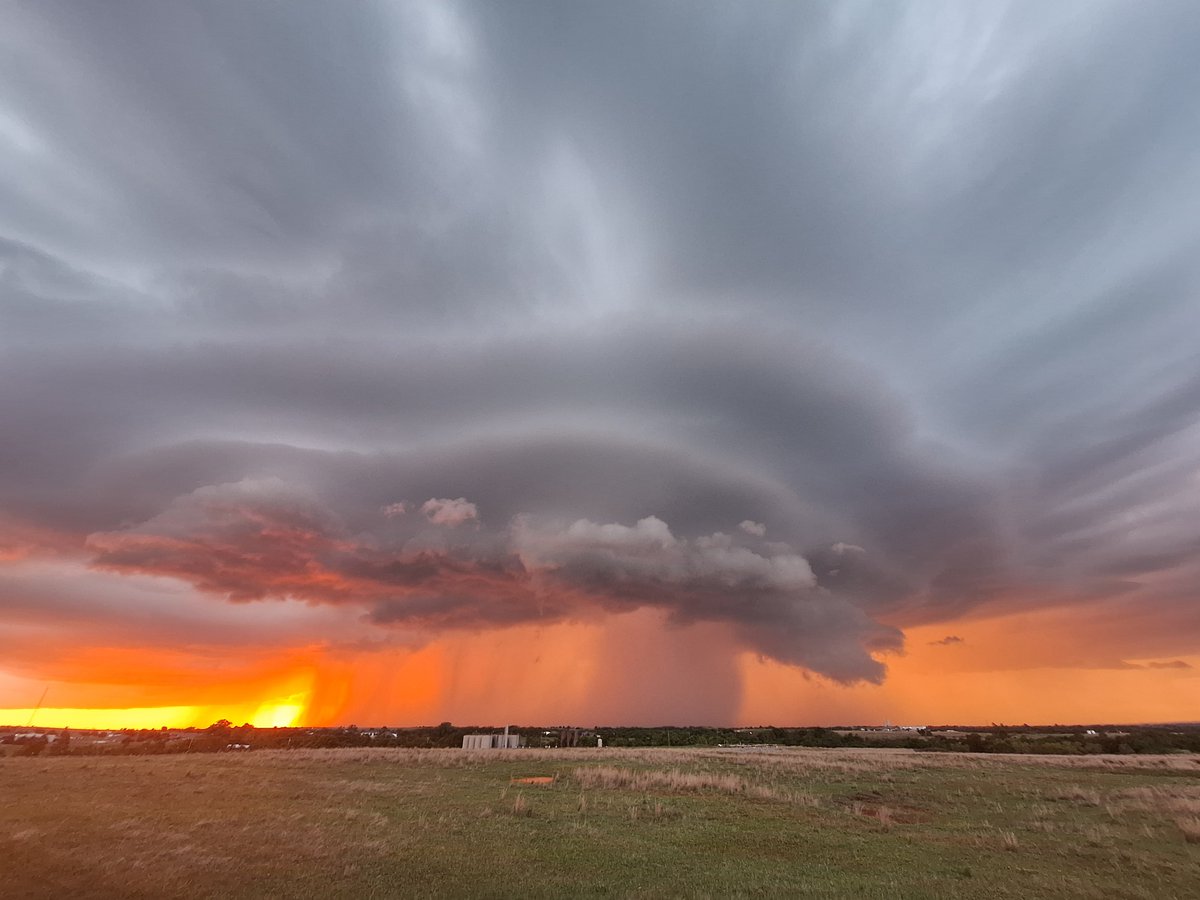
[{"xmin": 1, "ymin": 699, "xmax": 309, "ymax": 731}]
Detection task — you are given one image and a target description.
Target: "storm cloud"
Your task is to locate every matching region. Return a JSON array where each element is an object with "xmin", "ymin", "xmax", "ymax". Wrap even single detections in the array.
[{"xmin": 2, "ymin": 1, "xmax": 1199, "ymax": 694}]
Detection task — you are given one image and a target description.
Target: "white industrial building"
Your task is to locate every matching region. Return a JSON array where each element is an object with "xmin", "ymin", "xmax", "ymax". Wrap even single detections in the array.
[{"xmin": 462, "ymin": 727, "xmax": 522, "ymax": 749}]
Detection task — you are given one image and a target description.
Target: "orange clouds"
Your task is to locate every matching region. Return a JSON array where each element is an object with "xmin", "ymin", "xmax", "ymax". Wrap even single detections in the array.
[
  {"xmin": 0, "ymin": 516, "xmax": 81, "ymax": 562},
  {"xmin": 81, "ymin": 480, "xmax": 898, "ymax": 684},
  {"xmin": 6, "ymin": 600, "xmax": 1196, "ymax": 731},
  {"xmin": 0, "ymin": 610, "xmax": 743, "ymax": 728},
  {"xmin": 314, "ymin": 609, "xmax": 744, "ymax": 727},
  {"xmin": 737, "ymin": 613, "xmax": 1200, "ymax": 726},
  {"xmin": 12, "ymin": 482, "xmax": 1193, "ymax": 730},
  {"xmin": 0, "ymin": 643, "xmax": 321, "ymax": 729}
]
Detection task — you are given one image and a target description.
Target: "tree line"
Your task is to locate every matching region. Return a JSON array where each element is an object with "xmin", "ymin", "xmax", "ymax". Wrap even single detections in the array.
[{"xmin": 4, "ymin": 721, "xmax": 1198, "ymax": 756}]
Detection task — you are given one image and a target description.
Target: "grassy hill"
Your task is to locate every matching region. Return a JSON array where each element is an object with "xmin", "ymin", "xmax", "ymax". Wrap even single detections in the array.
[{"xmin": 2, "ymin": 747, "xmax": 1197, "ymax": 898}]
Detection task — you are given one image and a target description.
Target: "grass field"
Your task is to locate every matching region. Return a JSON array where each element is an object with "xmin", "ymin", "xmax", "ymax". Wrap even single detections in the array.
[{"xmin": 2, "ymin": 747, "xmax": 1198, "ymax": 898}]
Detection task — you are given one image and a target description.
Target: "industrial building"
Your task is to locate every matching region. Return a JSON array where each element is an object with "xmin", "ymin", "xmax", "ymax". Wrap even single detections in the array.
[{"xmin": 461, "ymin": 727, "xmax": 523, "ymax": 749}]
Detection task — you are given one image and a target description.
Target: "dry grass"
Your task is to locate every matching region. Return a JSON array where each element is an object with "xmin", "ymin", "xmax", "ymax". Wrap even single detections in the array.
[
  {"xmin": 1114, "ymin": 784, "xmax": 1200, "ymax": 814},
  {"xmin": 1176, "ymin": 816, "xmax": 1200, "ymax": 843},
  {"xmin": 2, "ymin": 746, "xmax": 1198, "ymax": 899},
  {"xmin": 188, "ymin": 744, "xmax": 1199, "ymax": 776},
  {"xmin": 571, "ymin": 763, "xmax": 818, "ymax": 806},
  {"xmin": 1045, "ymin": 785, "xmax": 1102, "ymax": 806},
  {"xmin": 511, "ymin": 791, "xmax": 531, "ymax": 817},
  {"xmin": 573, "ymin": 764, "xmax": 745, "ymax": 794},
  {"xmin": 1024, "ymin": 779, "xmax": 1200, "ymax": 851}
]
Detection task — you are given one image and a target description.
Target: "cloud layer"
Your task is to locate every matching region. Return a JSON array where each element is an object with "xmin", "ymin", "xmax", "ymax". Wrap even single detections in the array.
[
  {"xmin": 84, "ymin": 479, "xmax": 897, "ymax": 682},
  {"xmin": 2, "ymin": 2, "xmax": 1200, "ymax": 710}
]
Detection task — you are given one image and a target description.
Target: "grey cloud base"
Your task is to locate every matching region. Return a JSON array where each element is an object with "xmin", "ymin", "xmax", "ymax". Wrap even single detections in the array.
[{"xmin": 84, "ymin": 478, "xmax": 899, "ymax": 683}]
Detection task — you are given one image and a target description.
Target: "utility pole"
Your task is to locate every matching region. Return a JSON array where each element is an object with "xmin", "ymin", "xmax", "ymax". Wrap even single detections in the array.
[{"xmin": 26, "ymin": 686, "xmax": 49, "ymax": 728}]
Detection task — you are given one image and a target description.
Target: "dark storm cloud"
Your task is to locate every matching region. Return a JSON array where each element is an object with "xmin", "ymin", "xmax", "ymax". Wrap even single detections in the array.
[
  {"xmin": 929, "ymin": 636, "xmax": 965, "ymax": 647},
  {"xmin": 2, "ymin": 1, "xmax": 1200, "ymax": 680},
  {"xmin": 0, "ymin": 1, "xmax": 425, "ymax": 266},
  {"xmin": 85, "ymin": 479, "xmax": 899, "ymax": 682}
]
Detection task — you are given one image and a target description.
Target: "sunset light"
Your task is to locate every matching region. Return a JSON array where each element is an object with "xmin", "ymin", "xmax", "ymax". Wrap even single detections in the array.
[
  {"xmin": 250, "ymin": 693, "xmax": 309, "ymax": 729},
  {"xmin": 2, "ymin": 1, "xmax": 1199, "ymax": 735},
  {"xmin": 4, "ymin": 706, "xmax": 204, "ymax": 731},
  {"xmin": 4, "ymin": 5, "xmax": 1200, "ymax": 896}
]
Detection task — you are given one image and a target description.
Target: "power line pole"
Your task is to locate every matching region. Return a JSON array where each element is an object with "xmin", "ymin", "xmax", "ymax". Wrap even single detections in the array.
[{"xmin": 26, "ymin": 686, "xmax": 49, "ymax": 728}]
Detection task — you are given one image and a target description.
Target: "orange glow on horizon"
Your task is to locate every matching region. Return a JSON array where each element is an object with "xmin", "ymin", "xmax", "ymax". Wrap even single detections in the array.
[
  {"xmin": 0, "ymin": 657, "xmax": 319, "ymax": 734},
  {"xmin": 0, "ymin": 696, "xmax": 308, "ymax": 731},
  {"xmin": 2, "ymin": 606, "xmax": 1197, "ymax": 729},
  {"xmin": 737, "ymin": 613, "xmax": 1200, "ymax": 725}
]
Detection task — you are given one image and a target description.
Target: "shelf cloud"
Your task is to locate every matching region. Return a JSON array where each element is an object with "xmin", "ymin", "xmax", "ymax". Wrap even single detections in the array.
[{"xmin": 2, "ymin": 1, "xmax": 1199, "ymax": 721}]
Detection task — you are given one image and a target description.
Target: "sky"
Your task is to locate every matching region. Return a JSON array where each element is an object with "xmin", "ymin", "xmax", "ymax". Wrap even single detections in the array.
[{"xmin": 1, "ymin": 1, "xmax": 1198, "ymax": 729}]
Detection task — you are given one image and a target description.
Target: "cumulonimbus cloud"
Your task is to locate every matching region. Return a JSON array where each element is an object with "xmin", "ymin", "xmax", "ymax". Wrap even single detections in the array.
[
  {"xmin": 85, "ymin": 478, "xmax": 898, "ymax": 683},
  {"xmin": 2, "ymin": 1, "xmax": 1200, "ymax": 709},
  {"xmin": 420, "ymin": 497, "xmax": 479, "ymax": 526}
]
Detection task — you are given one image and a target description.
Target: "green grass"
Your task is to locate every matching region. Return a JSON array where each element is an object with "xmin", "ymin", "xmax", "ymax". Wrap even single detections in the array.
[{"xmin": 1, "ymin": 747, "xmax": 1197, "ymax": 898}]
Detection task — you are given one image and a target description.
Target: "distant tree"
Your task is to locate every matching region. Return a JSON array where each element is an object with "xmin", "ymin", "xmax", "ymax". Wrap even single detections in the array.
[
  {"xmin": 18, "ymin": 736, "xmax": 47, "ymax": 756},
  {"xmin": 49, "ymin": 728, "xmax": 71, "ymax": 755}
]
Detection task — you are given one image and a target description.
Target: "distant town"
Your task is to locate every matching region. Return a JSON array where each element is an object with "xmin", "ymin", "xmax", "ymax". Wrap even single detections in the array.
[{"xmin": 4, "ymin": 721, "xmax": 1199, "ymax": 757}]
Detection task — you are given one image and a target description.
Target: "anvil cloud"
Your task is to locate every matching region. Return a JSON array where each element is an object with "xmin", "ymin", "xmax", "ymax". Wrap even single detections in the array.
[{"xmin": 1, "ymin": 1, "xmax": 1198, "ymax": 724}]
